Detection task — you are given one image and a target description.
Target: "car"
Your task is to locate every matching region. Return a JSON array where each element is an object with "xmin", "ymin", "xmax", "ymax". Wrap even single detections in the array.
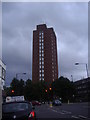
[
  {"xmin": 31, "ymin": 101, "xmax": 41, "ymax": 106},
  {"xmin": 52, "ymin": 99, "xmax": 62, "ymax": 106},
  {"xmin": 2, "ymin": 101, "xmax": 36, "ymax": 120}
]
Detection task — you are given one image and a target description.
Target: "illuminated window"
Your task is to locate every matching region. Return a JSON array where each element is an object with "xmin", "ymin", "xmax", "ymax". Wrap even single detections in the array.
[
  {"xmin": 39, "ymin": 58, "xmax": 41, "ymax": 61},
  {"xmin": 39, "ymin": 47, "xmax": 41, "ymax": 49},
  {"xmin": 42, "ymin": 54, "xmax": 44, "ymax": 57},
  {"xmin": 42, "ymin": 74, "xmax": 44, "ymax": 77},
  {"xmin": 42, "ymin": 57, "xmax": 44, "ymax": 60},
  {"xmin": 42, "ymin": 69, "xmax": 44, "ymax": 72},
  {"xmin": 42, "ymin": 61, "xmax": 44, "ymax": 64},
  {"xmin": 39, "ymin": 66, "xmax": 41, "ymax": 68},
  {"xmin": 39, "ymin": 43, "xmax": 41, "ymax": 46}
]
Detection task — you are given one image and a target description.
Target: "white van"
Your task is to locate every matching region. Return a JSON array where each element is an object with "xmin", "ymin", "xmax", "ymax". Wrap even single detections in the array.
[{"xmin": 6, "ymin": 96, "xmax": 25, "ymax": 103}]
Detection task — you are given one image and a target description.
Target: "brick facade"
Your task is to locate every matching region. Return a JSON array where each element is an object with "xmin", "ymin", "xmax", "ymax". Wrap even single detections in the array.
[{"xmin": 32, "ymin": 24, "xmax": 58, "ymax": 86}]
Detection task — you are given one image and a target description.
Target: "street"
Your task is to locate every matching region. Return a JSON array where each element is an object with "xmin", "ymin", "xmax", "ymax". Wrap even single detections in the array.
[{"xmin": 35, "ymin": 102, "xmax": 90, "ymax": 120}]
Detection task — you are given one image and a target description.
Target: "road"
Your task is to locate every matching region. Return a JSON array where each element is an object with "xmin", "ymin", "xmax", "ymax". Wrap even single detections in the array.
[{"xmin": 35, "ymin": 102, "xmax": 90, "ymax": 120}]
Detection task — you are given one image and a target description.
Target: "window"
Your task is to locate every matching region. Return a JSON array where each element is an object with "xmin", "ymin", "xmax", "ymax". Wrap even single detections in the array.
[
  {"xmin": 42, "ymin": 43, "xmax": 44, "ymax": 46},
  {"xmin": 52, "ymin": 66, "xmax": 54, "ymax": 69},
  {"xmin": 39, "ymin": 58, "xmax": 41, "ymax": 60},
  {"xmin": 39, "ymin": 32, "xmax": 41, "ymax": 35},
  {"xmin": 39, "ymin": 47, "xmax": 41, "ymax": 50},
  {"xmin": 39, "ymin": 50, "xmax": 41, "ymax": 53},
  {"xmin": 42, "ymin": 74, "xmax": 44, "ymax": 76},
  {"xmin": 42, "ymin": 61, "xmax": 44, "ymax": 64},
  {"xmin": 42, "ymin": 57, "xmax": 44, "ymax": 60},
  {"xmin": 39, "ymin": 36, "xmax": 41, "ymax": 39},
  {"xmin": 39, "ymin": 50, "xmax": 41, "ymax": 52},
  {"xmin": 39, "ymin": 43, "xmax": 41, "ymax": 46},
  {"xmin": 42, "ymin": 46, "xmax": 44, "ymax": 49},
  {"xmin": 52, "ymin": 70, "xmax": 54, "ymax": 73},
  {"xmin": 39, "ymin": 66, "xmax": 41, "ymax": 68},
  {"xmin": 42, "ymin": 54, "xmax": 44, "ymax": 56},
  {"xmin": 42, "ymin": 66, "xmax": 44, "ymax": 68},
  {"xmin": 42, "ymin": 69, "xmax": 44, "ymax": 72},
  {"xmin": 42, "ymin": 50, "xmax": 44, "ymax": 53}
]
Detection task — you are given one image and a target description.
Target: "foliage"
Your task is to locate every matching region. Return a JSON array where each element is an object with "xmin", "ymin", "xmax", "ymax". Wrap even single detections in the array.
[
  {"xmin": 4, "ymin": 76, "xmax": 76, "ymax": 102},
  {"xmin": 52, "ymin": 76, "xmax": 76, "ymax": 102}
]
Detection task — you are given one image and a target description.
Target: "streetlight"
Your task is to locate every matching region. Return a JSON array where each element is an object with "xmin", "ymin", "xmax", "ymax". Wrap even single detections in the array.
[
  {"xmin": 16, "ymin": 73, "xmax": 26, "ymax": 79},
  {"xmin": 71, "ymin": 75, "xmax": 73, "ymax": 82},
  {"xmin": 75, "ymin": 63, "xmax": 89, "ymax": 78}
]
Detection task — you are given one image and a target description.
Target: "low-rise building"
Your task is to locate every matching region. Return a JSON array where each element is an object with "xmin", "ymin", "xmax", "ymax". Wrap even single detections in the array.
[{"xmin": 74, "ymin": 77, "xmax": 90, "ymax": 102}]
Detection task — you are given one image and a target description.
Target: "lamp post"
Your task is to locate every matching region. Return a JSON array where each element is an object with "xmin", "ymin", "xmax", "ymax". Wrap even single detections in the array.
[
  {"xmin": 75, "ymin": 63, "xmax": 89, "ymax": 78},
  {"xmin": 16, "ymin": 73, "xmax": 26, "ymax": 79}
]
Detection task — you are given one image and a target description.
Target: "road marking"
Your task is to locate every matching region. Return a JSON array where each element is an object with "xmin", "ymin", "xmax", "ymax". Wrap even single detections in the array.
[
  {"xmin": 72, "ymin": 115, "xmax": 79, "ymax": 119},
  {"xmin": 79, "ymin": 115, "xmax": 88, "ymax": 119},
  {"xmin": 48, "ymin": 108, "xmax": 65, "ymax": 114},
  {"xmin": 58, "ymin": 111, "xmax": 65, "ymax": 114},
  {"xmin": 62, "ymin": 110, "xmax": 72, "ymax": 114}
]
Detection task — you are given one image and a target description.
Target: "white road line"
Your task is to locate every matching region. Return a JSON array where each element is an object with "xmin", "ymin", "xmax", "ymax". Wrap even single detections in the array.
[
  {"xmin": 48, "ymin": 108, "xmax": 65, "ymax": 114},
  {"xmin": 58, "ymin": 111, "xmax": 65, "ymax": 114},
  {"xmin": 72, "ymin": 115, "xmax": 79, "ymax": 119},
  {"xmin": 62, "ymin": 110, "xmax": 72, "ymax": 114},
  {"xmin": 79, "ymin": 115, "xmax": 88, "ymax": 119}
]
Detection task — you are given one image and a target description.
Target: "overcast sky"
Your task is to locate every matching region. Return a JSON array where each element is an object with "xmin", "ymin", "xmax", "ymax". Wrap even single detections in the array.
[{"xmin": 2, "ymin": 2, "xmax": 88, "ymax": 86}]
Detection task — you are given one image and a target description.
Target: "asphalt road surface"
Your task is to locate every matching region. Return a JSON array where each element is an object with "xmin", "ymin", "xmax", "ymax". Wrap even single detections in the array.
[{"xmin": 35, "ymin": 102, "xmax": 90, "ymax": 120}]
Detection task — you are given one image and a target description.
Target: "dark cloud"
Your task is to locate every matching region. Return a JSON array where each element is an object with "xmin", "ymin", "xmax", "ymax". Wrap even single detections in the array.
[{"xmin": 2, "ymin": 2, "xmax": 88, "ymax": 85}]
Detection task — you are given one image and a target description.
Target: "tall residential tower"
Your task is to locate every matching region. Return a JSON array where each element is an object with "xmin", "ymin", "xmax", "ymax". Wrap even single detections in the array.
[{"xmin": 32, "ymin": 24, "xmax": 58, "ymax": 85}]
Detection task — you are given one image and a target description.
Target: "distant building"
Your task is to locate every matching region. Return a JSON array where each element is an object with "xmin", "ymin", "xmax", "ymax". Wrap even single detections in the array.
[
  {"xmin": 74, "ymin": 78, "xmax": 90, "ymax": 102},
  {"xmin": 0, "ymin": 59, "xmax": 6, "ymax": 119},
  {"xmin": 32, "ymin": 24, "xmax": 58, "ymax": 86},
  {"xmin": 0, "ymin": 59, "xmax": 6, "ymax": 90}
]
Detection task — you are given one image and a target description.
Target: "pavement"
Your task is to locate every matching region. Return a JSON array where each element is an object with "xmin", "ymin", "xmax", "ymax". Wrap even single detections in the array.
[{"xmin": 35, "ymin": 102, "xmax": 90, "ymax": 120}]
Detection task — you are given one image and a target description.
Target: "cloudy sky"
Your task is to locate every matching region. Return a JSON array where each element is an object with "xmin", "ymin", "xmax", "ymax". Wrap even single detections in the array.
[{"xmin": 2, "ymin": 2, "xmax": 88, "ymax": 86}]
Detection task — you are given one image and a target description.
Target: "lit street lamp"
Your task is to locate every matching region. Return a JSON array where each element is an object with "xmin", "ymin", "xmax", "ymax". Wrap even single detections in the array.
[
  {"xmin": 75, "ymin": 63, "xmax": 89, "ymax": 78},
  {"xmin": 16, "ymin": 73, "xmax": 26, "ymax": 79}
]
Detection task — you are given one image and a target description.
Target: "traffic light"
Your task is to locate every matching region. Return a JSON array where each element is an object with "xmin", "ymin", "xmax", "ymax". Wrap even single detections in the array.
[
  {"xmin": 49, "ymin": 87, "xmax": 52, "ymax": 91},
  {"xmin": 45, "ymin": 89, "xmax": 47, "ymax": 92},
  {"xmin": 11, "ymin": 90, "xmax": 14, "ymax": 93}
]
